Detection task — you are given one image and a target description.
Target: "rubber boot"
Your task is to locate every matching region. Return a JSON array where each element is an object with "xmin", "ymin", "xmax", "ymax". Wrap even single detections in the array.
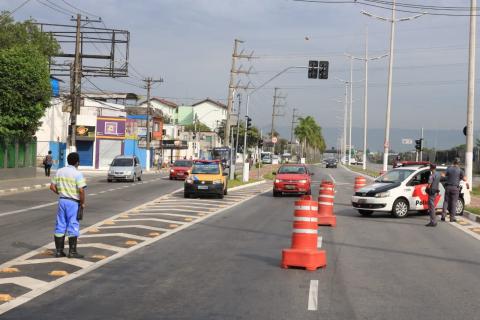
[
  {"xmin": 68, "ymin": 236, "xmax": 84, "ymax": 259},
  {"xmin": 54, "ymin": 236, "xmax": 66, "ymax": 258}
]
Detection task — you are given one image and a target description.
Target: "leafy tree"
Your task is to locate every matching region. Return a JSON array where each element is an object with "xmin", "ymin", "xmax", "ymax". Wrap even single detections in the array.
[
  {"xmin": 183, "ymin": 121, "xmax": 211, "ymax": 132},
  {"xmin": 0, "ymin": 14, "xmax": 59, "ymax": 139},
  {"xmin": 0, "ymin": 45, "xmax": 51, "ymax": 138},
  {"xmin": 294, "ymin": 116, "xmax": 326, "ymax": 161}
]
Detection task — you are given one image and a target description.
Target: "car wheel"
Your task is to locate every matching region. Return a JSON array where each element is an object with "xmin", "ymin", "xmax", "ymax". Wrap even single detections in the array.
[
  {"xmin": 131, "ymin": 174, "xmax": 136, "ymax": 183},
  {"xmin": 184, "ymin": 192, "xmax": 190, "ymax": 198},
  {"xmin": 305, "ymin": 189, "xmax": 311, "ymax": 195},
  {"xmin": 392, "ymin": 198, "xmax": 409, "ymax": 218},
  {"xmin": 224, "ymin": 186, "xmax": 228, "ymax": 195},
  {"xmin": 358, "ymin": 210, "xmax": 373, "ymax": 216},
  {"xmin": 107, "ymin": 179, "xmax": 112, "ymax": 183},
  {"xmin": 218, "ymin": 193, "xmax": 224, "ymax": 199},
  {"xmin": 169, "ymin": 176, "xmax": 173, "ymax": 180},
  {"xmin": 137, "ymin": 174, "xmax": 142, "ymax": 181},
  {"xmin": 456, "ymin": 198, "xmax": 465, "ymax": 216},
  {"xmin": 273, "ymin": 190, "xmax": 281, "ymax": 197}
]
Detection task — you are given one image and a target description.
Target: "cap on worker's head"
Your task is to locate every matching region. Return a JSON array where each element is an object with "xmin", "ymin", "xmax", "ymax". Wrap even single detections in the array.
[
  {"xmin": 430, "ymin": 164, "xmax": 436, "ymax": 169},
  {"xmin": 453, "ymin": 157, "xmax": 461, "ymax": 165}
]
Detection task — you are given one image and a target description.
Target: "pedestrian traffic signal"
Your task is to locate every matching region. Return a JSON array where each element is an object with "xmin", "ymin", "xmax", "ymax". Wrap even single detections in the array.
[
  {"xmin": 308, "ymin": 60, "xmax": 318, "ymax": 79},
  {"xmin": 246, "ymin": 116, "xmax": 252, "ymax": 131},
  {"xmin": 318, "ymin": 61, "xmax": 329, "ymax": 79},
  {"xmin": 415, "ymin": 138, "xmax": 423, "ymax": 151}
]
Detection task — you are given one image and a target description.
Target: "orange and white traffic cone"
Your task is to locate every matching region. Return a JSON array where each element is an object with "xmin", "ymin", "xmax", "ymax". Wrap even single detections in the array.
[
  {"xmin": 354, "ymin": 176, "xmax": 367, "ymax": 192},
  {"xmin": 281, "ymin": 199, "xmax": 327, "ymax": 271},
  {"xmin": 318, "ymin": 180, "xmax": 337, "ymax": 227}
]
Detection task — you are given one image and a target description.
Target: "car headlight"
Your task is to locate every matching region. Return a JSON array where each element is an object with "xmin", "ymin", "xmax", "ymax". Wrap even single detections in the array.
[
  {"xmin": 275, "ymin": 179, "xmax": 281, "ymax": 183},
  {"xmin": 298, "ymin": 180, "xmax": 307, "ymax": 184},
  {"xmin": 213, "ymin": 180, "xmax": 223, "ymax": 184},
  {"xmin": 125, "ymin": 171, "xmax": 132, "ymax": 175},
  {"xmin": 185, "ymin": 178, "xmax": 194, "ymax": 184},
  {"xmin": 170, "ymin": 169, "xmax": 175, "ymax": 173},
  {"xmin": 375, "ymin": 191, "xmax": 390, "ymax": 198}
]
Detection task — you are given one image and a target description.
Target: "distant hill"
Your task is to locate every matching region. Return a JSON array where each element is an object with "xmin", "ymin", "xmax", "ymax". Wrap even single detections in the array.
[{"xmin": 273, "ymin": 126, "xmax": 477, "ymax": 152}]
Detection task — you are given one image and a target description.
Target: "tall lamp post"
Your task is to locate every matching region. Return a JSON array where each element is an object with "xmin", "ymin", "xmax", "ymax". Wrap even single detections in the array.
[
  {"xmin": 346, "ymin": 28, "xmax": 388, "ymax": 171},
  {"xmin": 362, "ymin": 0, "xmax": 424, "ymax": 172}
]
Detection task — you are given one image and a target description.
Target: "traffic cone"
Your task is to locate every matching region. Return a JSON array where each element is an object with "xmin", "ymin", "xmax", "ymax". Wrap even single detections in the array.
[
  {"xmin": 281, "ymin": 199, "xmax": 327, "ymax": 271},
  {"xmin": 354, "ymin": 176, "xmax": 367, "ymax": 192},
  {"xmin": 318, "ymin": 180, "xmax": 337, "ymax": 227}
]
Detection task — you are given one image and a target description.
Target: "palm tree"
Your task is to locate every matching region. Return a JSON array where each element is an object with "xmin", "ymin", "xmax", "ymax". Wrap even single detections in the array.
[{"xmin": 294, "ymin": 116, "xmax": 326, "ymax": 161}]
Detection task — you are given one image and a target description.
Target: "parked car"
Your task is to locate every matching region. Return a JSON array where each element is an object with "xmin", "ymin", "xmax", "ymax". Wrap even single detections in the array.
[
  {"xmin": 170, "ymin": 160, "xmax": 193, "ymax": 180},
  {"xmin": 108, "ymin": 155, "xmax": 142, "ymax": 182},
  {"xmin": 184, "ymin": 160, "xmax": 228, "ymax": 198},
  {"xmin": 273, "ymin": 164, "xmax": 313, "ymax": 197},
  {"xmin": 351, "ymin": 163, "xmax": 470, "ymax": 218}
]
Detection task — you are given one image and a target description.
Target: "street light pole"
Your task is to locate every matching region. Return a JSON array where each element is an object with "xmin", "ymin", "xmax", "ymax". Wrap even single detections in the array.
[
  {"xmin": 349, "ymin": 58, "xmax": 353, "ymax": 165},
  {"xmin": 466, "ymin": 0, "xmax": 477, "ymax": 187},
  {"xmin": 362, "ymin": 0, "xmax": 424, "ymax": 173}
]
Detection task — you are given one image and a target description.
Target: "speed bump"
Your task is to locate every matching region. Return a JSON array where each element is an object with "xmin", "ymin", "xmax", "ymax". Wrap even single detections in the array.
[
  {"xmin": 87, "ymin": 227, "xmax": 100, "ymax": 233},
  {"xmin": 184, "ymin": 217, "xmax": 193, "ymax": 222},
  {"xmin": 198, "ymin": 213, "xmax": 206, "ymax": 217},
  {"xmin": 103, "ymin": 220, "xmax": 115, "ymax": 225},
  {"xmin": 0, "ymin": 267, "xmax": 19, "ymax": 273},
  {"xmin": 168, "ymin": 224, "xmax": 179, "ymax": 228},
  {"xmin": 148, "ymin": 232, "xmax": 161, "ymax": 237},
  {"xmin": 91, "ymin": 255, "xmax": 107, "ymax": 260},
  {"xmin": 125, "ymin": 240, "xmax": 138, "ymax": 246},
  {"xmin": 119, "ymin": 214, "xmax": 129, "ymax": 218},
  {"xmin": 49, "ymin": 270, "xmax": 68, "ymax": 277},
  {"xmin": 0, "ymin": 294, "xmax": 13, "ymax": 302}
]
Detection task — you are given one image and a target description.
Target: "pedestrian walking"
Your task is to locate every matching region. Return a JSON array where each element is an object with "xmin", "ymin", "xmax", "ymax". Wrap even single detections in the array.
[
  {"xmin": 441, "ymin": 158, "xmax": 468, "ymax": 222},
  {"xmin": 426, "ymin": 164, "xmax": 441, "ymax": 227},
  {"xmin": 49, "ymin": 152, "xmax": 87, "ymax": 258},
  {"xmin": 43, "ymin": 151, "xmax": 53, "ymax": 177}
]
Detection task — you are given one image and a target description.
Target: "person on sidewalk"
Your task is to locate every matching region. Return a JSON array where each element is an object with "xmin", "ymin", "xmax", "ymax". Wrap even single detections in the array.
[
  {"xmin": 43, "ymin": 151, "xmax": 53, "ymax": 177},
  {"xmin": 49, "ymin": 152, "xmax": 87, "ymax": 258},
  {"xmin": 426, "ymin": 164, "xmax": 441, "ymax": 227},
  {"xmin": 442, "ymin": 158, "xmax": 468, "ymax": 223}
]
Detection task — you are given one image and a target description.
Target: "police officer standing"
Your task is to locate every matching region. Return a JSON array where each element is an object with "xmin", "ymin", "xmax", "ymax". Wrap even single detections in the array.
[
  {"xmin": 49, "ymin": 152, "xmax": 86, "ymax": 258},
  {"xmin": 426, "ymin": 164, "xmax": 441, "ymax": 227},
  {"xmin": 442, "ymin": 158, "xmax": 468, "ymax": 222}
]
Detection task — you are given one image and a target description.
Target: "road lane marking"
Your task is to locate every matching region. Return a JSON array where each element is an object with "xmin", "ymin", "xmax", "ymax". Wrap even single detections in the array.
[
  {"xmin": 115, "ymin": 218, "xmax": 186, "ymax": 224},
  {"xmin": 328, "ymin": 174, "xmax": 336, "ymax": 184},
  {"xmin": 0, "ymin": 277, "xmax": 47, "ymax": 290},
  {"xmin": 308, "ymin": 280, "xmax": 319, "ymax": 311},
  {"xmin": 98, "ymin": 225, "xmax": 170, "ymax": 232},
  {"xmin": 0, "ymin": 202, "xmax": 57, "ymax": 218},
  {"xmin": 90, "ymin": 193, "xmax": 97, "ymax": 196},
  {"xmin": 317, "ymin": 236, "xmax": 323, "ymax": 248},
  {"xmin": 13, "ymin": 258, "xmax": 93, "ymax": 269}
]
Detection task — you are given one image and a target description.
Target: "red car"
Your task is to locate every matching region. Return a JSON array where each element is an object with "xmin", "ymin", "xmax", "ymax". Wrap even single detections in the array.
[
  {"xmin": 273, "ymin": 164, "xmax": 313, "ymax": 197},
  {"xmin": 169, "ymin": 160, "xmax": 193, "ymax": 180}
]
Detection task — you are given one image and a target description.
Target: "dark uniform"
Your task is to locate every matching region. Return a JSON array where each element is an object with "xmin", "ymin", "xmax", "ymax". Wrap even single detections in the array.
[
  {"xmin": 427, "ymin": 169, "xmax": 441, "ymax": 226},
  {"xmin": 442, "ymin": 165, "xmax": 464, "ymax": 221}
]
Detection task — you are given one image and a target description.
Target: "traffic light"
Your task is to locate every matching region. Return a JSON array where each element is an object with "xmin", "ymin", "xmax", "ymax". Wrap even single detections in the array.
[
  {"xmin": 415, "ymin": 139, "xmax": 423, "ymax": 151},
  {"xmin": 258, "ymin": 139, "xmax": 264, "ymax": 148},
  {"xmin": 318, "ymin": 61, "xmax": 329, "ymax": 79},
  {"xmin": 246, "ymin": 116, "xmax": 252, "ymax": 131},
  {"xmin": 308, "ymin": 60, "xmax": 318, "ymax": 79}
]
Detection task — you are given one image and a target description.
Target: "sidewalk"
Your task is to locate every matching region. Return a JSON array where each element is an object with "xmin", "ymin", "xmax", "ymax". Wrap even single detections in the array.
[{"xmin": 0, "ymin": 168, "xmax": 168, "ymax": 196}]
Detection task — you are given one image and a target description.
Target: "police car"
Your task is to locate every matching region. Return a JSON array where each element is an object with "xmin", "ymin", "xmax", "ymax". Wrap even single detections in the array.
[{"xmin": 351, "ymin": 162, "xmax": 470, "ymax": 218}]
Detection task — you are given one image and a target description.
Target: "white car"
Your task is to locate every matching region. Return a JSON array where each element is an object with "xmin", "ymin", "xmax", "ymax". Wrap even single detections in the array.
[{"xmin": 351, "ymin": 164, "xmax": 470, "ymax": 218}]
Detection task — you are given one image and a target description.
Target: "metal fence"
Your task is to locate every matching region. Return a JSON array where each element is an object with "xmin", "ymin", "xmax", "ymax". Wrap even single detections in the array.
[{"xmin": 0, "ymin": 138, "xmax": 37, "ymax": 179}]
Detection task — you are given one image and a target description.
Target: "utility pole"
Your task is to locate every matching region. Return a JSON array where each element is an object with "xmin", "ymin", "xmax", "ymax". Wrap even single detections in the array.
[
  {"xmin": 420, "ymin": 127, "xmax": 424, "ymax": 161},
  {"xmin": 346, "ymin": 28, "xmax": 388, "ymax": 170},
  {"xmin": 70, "ymin": 14, "xmax": 82, "ymax": 152},
  {"xmin": 349, "ymin": 58, "xmax": 353, "ymax": 165},
  {"xmin": 224, "ymin": 39, "xmax": 253, "ymax": 147},
  {"xmin": 466, "ymin": 0, "xmax": 477, "ymax": 187},
  {"xmin": 143, "ymin": 77, "xmax": 163, "ymax": 171},
  {"xmin": 271, "ymin": 87, "xmax": 286, "ymax": 153},
  {"xmin": 290, "ymin": 108, "xmax": 299, "ymax": 155},
  {"xmin": 362, "ymin": 0, "xmax": 423, "ymax": 173}
]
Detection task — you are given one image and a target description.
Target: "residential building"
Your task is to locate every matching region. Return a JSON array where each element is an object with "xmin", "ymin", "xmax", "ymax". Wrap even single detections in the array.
[
  {"xmin": 192, "ymin": 98, "xmax": 227, "ymax": 131},
  {"xmin": 138, "ymin": 98, "xmax": 177, "ymax": 124}
]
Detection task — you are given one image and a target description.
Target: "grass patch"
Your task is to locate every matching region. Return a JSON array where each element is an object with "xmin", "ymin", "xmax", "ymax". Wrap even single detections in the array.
[
  {"xmin": 228, "ymin": 177, "xmax": 259, "ymax": 188},
  {"xmin": 263, "ymin": 172, "xmax": 275, "ymax": 180},
  {"xmin": 465, "ymin": 206, "xmax": 480, "ymax": 216},
  {"xmin": 470, "ymin": 186, "xmax": 480, "ymax": 196},
  {"xmin": 345, "ymin": 165, "xmax": 379, "ymax": 178}
]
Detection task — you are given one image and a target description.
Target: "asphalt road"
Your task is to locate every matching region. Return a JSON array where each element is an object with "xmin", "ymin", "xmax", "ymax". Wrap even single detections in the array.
[
  {"xmin": 0, "ymin": 172, "xmax": 181, "ymax": 264},
  {"xmin": 1, "ymin": 165, "xmax": 480, "ymax": 319}
]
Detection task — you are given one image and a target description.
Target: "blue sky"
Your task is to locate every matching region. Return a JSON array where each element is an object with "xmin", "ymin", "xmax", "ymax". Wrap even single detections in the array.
[{"xmin": 2, "ymin": 0, "xmax": 479, "ymax": 149}]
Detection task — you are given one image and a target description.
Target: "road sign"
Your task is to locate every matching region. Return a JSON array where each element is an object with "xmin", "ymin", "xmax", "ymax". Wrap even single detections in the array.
[
  {"xmin": 402, "ymin": 138, "xmax": 413, "ymax": 145},
  {"xmin": 272, "ymin": 137, "xmax": 278, "ymax": 144}
]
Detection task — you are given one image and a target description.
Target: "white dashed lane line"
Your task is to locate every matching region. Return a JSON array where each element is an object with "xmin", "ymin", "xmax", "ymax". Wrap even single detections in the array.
[{"xmin": 308, "ymin": 280, "xmax": 319, "ymax": 311}]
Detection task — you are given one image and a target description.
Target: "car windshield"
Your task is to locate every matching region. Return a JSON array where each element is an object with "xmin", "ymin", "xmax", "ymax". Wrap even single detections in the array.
[
  {"xmin": 278, "ymin": 166, "xmax": 306, "ymax": 174},
  {"xmin": 111, "ymin": 158, "xmax": 133, "ymax": 167},
  {"xmin": 375, "ymin": 169, "xmax": 415, "ymax": 183},
  {"xmin": 192, "ymin": 162, "xmax": 220, "ymax": 174},
  {"xmin": 174, "ymin": 160, "xmax": 192, "ymax": 167}
]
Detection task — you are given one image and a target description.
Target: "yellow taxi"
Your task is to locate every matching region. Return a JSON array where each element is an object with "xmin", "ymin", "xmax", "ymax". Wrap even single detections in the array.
[{"xmin": 184, "ymin": 160, "xmax": 228, "ymax": 198}]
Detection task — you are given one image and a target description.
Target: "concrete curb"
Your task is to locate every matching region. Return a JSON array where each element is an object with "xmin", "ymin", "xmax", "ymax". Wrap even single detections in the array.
[
  {"xmin": 462, "ymin": 210, "xmax": 480, "ymax": 224},
  {"xmin": 228, "ymin": 180, "xmax": 267, "ymax": 192}
]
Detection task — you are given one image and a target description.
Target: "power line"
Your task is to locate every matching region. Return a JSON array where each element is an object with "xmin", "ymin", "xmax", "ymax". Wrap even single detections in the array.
[
  {"xmin": 60, "ymin": 0, "xmax": 101, "ymax": 18},
  {"xmin": 36, "ymin": 0, "xmax": 71, "ymax": 16},
  {"xmin": 0, "ymin": 0, "xmax": 32, "ymax": 21}
]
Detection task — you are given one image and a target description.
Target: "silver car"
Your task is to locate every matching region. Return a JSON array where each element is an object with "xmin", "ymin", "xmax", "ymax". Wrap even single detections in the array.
[{"xmin": 108, "ymin": 155, "xmax": 142, "ymax": 182}]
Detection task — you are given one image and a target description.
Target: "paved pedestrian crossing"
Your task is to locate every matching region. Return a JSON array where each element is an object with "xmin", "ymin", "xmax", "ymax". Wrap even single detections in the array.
[{"xmin": 0, "ymin": 182, "xmax": 271, "ymax": 315}]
